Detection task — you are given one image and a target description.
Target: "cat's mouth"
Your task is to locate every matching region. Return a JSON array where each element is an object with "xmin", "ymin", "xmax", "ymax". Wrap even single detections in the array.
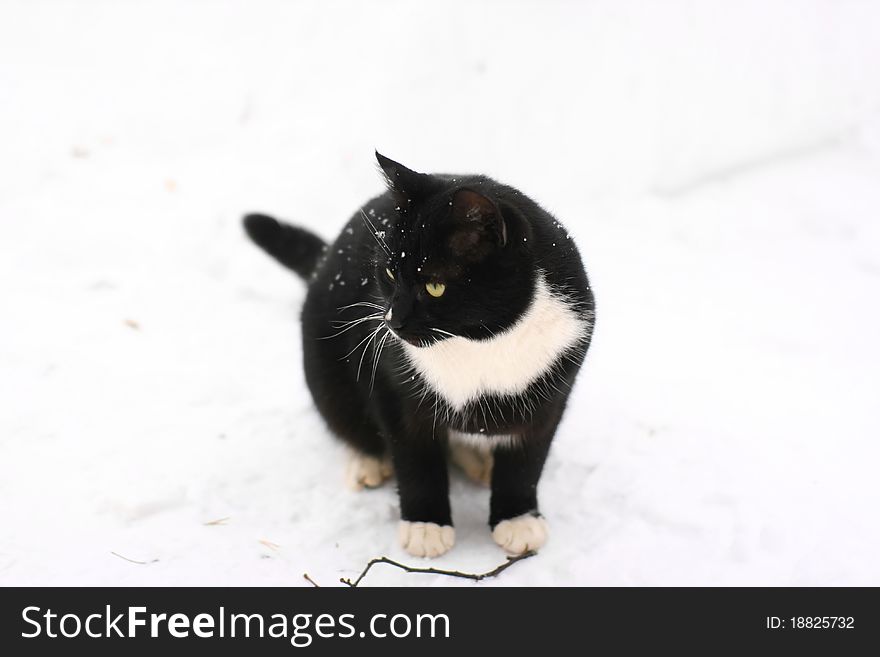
[
  {"xmin": 387, "ymin": 327, "xmax": 433, "ymax": 348},
  {"xmin": 395, "ymin": 333, "xmax": 430, "ymax": 347}
]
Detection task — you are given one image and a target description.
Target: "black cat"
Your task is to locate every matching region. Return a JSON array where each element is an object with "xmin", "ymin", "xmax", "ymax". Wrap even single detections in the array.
[{"xmin": 244, "ymin": 153, "xmax": 594, "ymax": 557}]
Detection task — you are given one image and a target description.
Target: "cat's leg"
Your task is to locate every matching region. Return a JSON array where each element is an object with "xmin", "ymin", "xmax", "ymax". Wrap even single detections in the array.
[
  {"xmin": 301, "ymin": 305, "xmax": 395, "ymax": 491},
  {"xmin": 302, "ymin": 337, "xmax": 393, "ymax": 491},
  {"xmin": 389, "ymin": 430, "xmax": 454, "ymax": 558},
  {"xmin": 489, "ymin": 422, "xmax": 556, "ymax": 554}
]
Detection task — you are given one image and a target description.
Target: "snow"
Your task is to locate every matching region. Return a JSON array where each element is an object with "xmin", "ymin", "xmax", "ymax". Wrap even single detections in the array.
[{"xmin": 1, "ymin": 0, "xmax": 879, "ymax": 586}]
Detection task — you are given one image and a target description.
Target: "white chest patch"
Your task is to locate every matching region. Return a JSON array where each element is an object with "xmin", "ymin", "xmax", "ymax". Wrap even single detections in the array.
[
  {"xmin": 448, "ymin": 429, "xmax": 518, "ymax": 450},
  {"xmin": 401, "ymin": 275, "xmax": 590, "ymax": 410}
]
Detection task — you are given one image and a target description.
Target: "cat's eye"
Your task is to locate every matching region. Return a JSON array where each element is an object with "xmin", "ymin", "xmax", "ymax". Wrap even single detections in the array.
[
  {"xmin": 425, "ymin": 282, "xmax": 446, "ymax": 298},
  {"xmin": 385, "ymin": 267, "xmax": 395, "ymax": 281}
]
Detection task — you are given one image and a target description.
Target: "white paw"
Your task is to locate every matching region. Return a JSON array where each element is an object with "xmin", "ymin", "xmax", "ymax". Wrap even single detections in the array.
[
  {"xmin": 345, "ymin": 451, "xmax": 393, "ymax": 491},
  {"xmin": 398, "ymin": 521, "xmax": 455, "ymax": 558},
  {"xmin": 492, "ymin": 514, "xmax": 548, "ymax": 554},
  {"xmin": 449, "ymin": 442, "xmax": 493, "ymax": 487}
]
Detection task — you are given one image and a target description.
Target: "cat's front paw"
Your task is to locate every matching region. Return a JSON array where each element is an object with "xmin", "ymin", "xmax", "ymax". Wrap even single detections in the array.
[
  {"xmin": 492, "ymin": 514, "xmax": 548, "ymax": 554},
  {"xmin": 398, "ymin": 521, "xmax": 455, "ymax": 558}
]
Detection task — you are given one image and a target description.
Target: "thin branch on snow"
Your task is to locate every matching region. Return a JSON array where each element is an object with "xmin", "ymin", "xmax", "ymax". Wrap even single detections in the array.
[
  {"xmin": 303, "ymin": 573, "xmax": 321, "ymax": 587},
  {"xmin": 110, "ymin": 551, "xmax": 158, "ymax": 565},
  {"xmin": 340, "ymin": 551, "xmax": 536, "ymax": 587}
]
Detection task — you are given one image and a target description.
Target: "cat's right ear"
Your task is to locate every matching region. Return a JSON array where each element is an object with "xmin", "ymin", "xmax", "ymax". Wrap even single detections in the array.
[{"xmin": 375, "ymin": 151, "xmax": 431, "ymax": 212}]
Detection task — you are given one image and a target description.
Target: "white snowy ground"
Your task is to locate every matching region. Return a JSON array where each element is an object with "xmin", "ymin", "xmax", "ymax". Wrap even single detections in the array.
[{"xmin": 2, "ymin": 1, "xmax": 880, "ymax": 586}]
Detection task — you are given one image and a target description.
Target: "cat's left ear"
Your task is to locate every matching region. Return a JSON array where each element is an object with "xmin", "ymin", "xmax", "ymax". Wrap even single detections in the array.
[
  {"xmin": 444, "ymin": 188, "xmax": 508, "ymax": 262},
  {"xmin": 451, "ymin": 188, "xmax": 507, "ymax": 247},
  {"xmin": 375, "ymin": 151, "xmax": 432, "ymax": 211}
]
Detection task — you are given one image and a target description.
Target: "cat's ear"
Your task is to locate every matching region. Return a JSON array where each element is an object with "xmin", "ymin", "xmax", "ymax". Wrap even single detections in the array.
[
  {"xmin": 452, "ymin": 188, "xmax": 507, "ymax": 243},
  {"xmin": 375, "ymin": 151, "xmax": 431, "ymax": 211},
  {"xmin": 447, "ymin": 188, "xmax": 508, "ymax": 260}
]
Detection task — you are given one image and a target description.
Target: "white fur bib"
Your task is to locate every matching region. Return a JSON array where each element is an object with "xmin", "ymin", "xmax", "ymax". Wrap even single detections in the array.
[{"xmin": 401, "ymin": 275, "xmax": 590, "ymax": 410}]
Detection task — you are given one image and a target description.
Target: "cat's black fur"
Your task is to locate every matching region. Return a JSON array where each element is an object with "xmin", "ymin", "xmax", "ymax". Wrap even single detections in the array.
[{"xmin": 244, "ymin": 153, "xmax": 594, "ymax": 552}]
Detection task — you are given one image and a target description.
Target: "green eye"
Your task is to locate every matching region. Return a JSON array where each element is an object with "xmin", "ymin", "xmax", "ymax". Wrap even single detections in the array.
[
  {"xmin": 385, "ymin": 267, "xmax": 395, "ymax": 281},
  {"xmin": 425, "ymin": 281, "xmax": 446, "ymax": 298}
]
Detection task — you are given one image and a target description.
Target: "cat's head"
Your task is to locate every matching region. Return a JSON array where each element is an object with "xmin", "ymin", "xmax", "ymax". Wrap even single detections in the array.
[{"xmin": 371, "ymin": 152, "xmax": 536, "ymax": 347}]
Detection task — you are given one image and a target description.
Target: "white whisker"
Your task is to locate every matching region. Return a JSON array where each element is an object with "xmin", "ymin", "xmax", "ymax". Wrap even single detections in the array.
[
  {"xmin": 429, "ymin": 327, "xmax": 457, "ymax": 339},
  {"xmin": 356, "ymin": 325, "xmax": 384, "ymax": 381},
  {"xmin": 337, "ymin": 301, "xmax": 383, "ymax": 312},
  {"xmin": 360, "ymin": 210, "xmax": 391, "ymax": 256},
  {"xmin": 320, "ymin": 313, "xmax": 384, "ymax": 339},
  {"xmin": 329, "ymin": 314, "xmax": 383, "ymax": 329},
  {"xmin": 369, "ymin": 329, "xmax": 391, "ymax": 394},
  {"xmin": 341, "ymin": 324, "xmax": 383, "ymax": 363}
]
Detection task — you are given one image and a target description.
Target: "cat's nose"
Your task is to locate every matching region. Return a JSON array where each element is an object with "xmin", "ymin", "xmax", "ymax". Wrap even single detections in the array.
[
  {"xmin": 385, "ymin": 295, "xmax": 413, "ymax": 330},
  {"xmin": 385, "ymin": 306, "xmax": 405, "ymax": 330}
]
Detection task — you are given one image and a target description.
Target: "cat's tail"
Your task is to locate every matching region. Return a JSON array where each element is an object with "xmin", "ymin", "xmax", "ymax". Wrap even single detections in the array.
[{"xmin": 243, "ymin": 214, "xmax": 326, "ymax": 280}]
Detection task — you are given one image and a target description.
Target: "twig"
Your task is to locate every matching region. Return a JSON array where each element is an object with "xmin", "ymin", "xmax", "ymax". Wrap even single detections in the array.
[
  {"xmin": 303, "ymin": 573, "xmax": 320, "ymax": 587},
  {"xmin": 341, "ymin": 551, "xmax": 536, "ymax": 587},
  {"xmin": 203, "ymin": 517, "xmax": 230, "ymax": 526},
  {"xmin": 110, "ymin": 551, "xmax": 158, "ymax": 565}
]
